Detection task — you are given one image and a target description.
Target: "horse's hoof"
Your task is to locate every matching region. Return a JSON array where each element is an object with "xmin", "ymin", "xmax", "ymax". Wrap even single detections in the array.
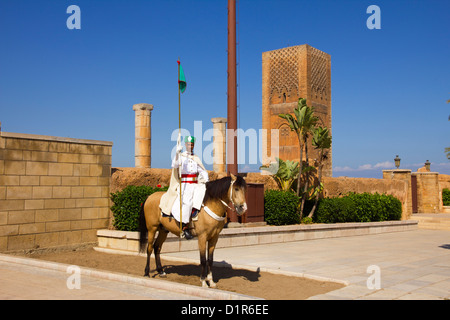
[
  {"xmin": 144, "ymin": 273, "xmax": 150, "ymax": 278},
  {"xmin": 209, "ymin": 281, "xmax": 217, "ymax": 288},
  {"xmin": 158, "ymin": 272, "xmax": 167, "ymax": 278},
  {"xmin": 201, "ymin": 281, "xmax": 208, "ymax": 288}
]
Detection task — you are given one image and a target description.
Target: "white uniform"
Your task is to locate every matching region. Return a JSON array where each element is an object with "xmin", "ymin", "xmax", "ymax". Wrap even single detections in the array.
[{"xmin": 171, "ymin": 152, "xmax": 209, "ymax": 224}]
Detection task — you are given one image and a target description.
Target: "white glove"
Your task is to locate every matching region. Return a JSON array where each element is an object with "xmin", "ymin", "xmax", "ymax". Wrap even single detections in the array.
[
  {"xmin": 176, "ymin": 142, "xmax": 183, "ymax": 153},
  {"xmin": 176, "ymin": 133, "xmax": 183, "ymax": 153}
]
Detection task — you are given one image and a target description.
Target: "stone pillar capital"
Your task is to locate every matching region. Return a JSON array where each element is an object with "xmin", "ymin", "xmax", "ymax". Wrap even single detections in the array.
[
  {"xmin": 211, "ymin": 117, "xmax": 227, "ymax": 124},
  {"xmin": 133, "ymin": 103, "xmax": 154, "ymax": 112}
]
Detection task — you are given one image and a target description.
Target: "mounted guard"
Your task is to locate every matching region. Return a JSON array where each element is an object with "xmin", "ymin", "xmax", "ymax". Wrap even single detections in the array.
[
  {"xmin": 137, "ymin": 59, "xmax": 247, "ymax": 287},
  {"xmin": 159, "ymin": 135, "xmax": 208, "ymax": 239}
]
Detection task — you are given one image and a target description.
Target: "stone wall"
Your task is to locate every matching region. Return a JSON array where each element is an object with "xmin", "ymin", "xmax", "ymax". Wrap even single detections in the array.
[
  {"xmin": 110, "ymin": 168, "xmax": 409, "ymax": 219},
  {"xmin": 439, "ymin": 174, "xmax": 450, "ymax": 192},
  {"xmin": 323, "ymin": 176, "xmax": 409, "ymax": 219},
  {"xmin": 382, "ymin": 170, "xmax": 413, "ymax": 218},
  {"xmin": 0, "ymin": 131, "xmax": 112, "ymax": 252},
  {"xmin": 111, "ymin": 168, "xmax": 450, "ymax": 222},
  {"xmin": 110, "ymin": 168, "xmax": 279, "ymax": 194}
]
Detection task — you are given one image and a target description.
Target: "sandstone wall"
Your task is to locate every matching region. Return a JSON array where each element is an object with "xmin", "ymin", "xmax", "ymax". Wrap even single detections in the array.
[
  {"xmin": 439, "ymin": 174, "xmax": 450, "ymax": 192},
  {"xmin": 0, "ymin": 132, "xmax": 112, "ymax": 252},
  {"xmin": 323, "ymin": 176, "xmax": 409, "ymax": 219},
  {"xmin": 110, "ymin": 168, "xmax": 280, "ymax": 194},
  {"xmin": 110, "ymin": 168, "xmax": 409, "ymax": 219}
]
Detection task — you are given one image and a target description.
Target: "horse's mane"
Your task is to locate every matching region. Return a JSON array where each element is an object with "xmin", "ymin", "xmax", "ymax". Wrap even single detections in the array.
[{"xmin": 203, "ymin": 176, "xmax": 247, "ymax": 203}]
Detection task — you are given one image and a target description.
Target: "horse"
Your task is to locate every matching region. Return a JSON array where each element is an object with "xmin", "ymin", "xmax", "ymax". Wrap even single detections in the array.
[{"xmin": 138, "ymin": 174, "xmax": 247, "ymax": 288}]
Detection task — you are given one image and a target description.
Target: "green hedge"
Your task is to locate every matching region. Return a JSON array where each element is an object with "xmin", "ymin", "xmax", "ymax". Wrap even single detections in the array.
[
  {"xmin": 313, "ymin": 196, "xmax": 357, "ymax": 223},
  {"xmin": 113, "ymin": 187, "xmax": 404, "ymax": 230},
  {"xmin": 443, "ymin": 188, "xmax": 450, "ymax": 206},
  {"xmin": 314, "ymin": 192, "xmax": 402, "ymax": 223},
  {"xmin": 264, "ymin": 190, "xmax": 300, "ymax": 225},
  {"xmin": 264, "ymin": 190, "xmax": 402, "ymax": 225},
  {"xmin": 110, "ymin": 185, "xmax": 168, "ymax": 231}
]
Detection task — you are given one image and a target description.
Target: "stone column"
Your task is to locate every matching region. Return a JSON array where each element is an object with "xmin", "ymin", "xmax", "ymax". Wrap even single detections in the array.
[
  {"xmin": 211, "ymin": 117, "xmax": 227, "ymax": 173},
  {"xmin": 133, "ymin": 103, "xmax": 153, "ymax": 168},
  {"xmin": 412, "ymin": 172, "xmax": 441, "ymax": 213}
]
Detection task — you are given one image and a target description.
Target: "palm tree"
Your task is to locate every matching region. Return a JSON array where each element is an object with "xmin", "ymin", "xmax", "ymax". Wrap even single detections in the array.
[
  {"xmin": 260, "ymin": 158, "xmax": 299, "ymax": 191},
  {"xmin": 279, "ymin": 98, "xmax": 318, "ymax": 217},
  {"xmin": 308, "ymin": 126, "xmax": 332, "ymax": 218},
  {"xmin": 276, "ymin": 158, "xmax": 299, "ymax": 191}
]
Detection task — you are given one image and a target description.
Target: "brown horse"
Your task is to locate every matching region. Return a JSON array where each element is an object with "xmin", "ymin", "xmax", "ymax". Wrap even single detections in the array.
[{"xmin": 138, "ymin": 174, "xmax": 247, "ymax": 287}]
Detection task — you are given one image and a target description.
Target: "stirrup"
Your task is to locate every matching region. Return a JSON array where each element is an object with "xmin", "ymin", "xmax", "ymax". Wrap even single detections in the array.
[{"xmin": 181, "ymin": 224, "xmax": 194, "ymax": 240}]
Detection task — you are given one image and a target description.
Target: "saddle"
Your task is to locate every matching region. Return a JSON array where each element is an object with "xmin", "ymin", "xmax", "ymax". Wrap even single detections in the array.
[{"xmin": 161, "ymin": 208, "xmax": 200, "ymax": 221}]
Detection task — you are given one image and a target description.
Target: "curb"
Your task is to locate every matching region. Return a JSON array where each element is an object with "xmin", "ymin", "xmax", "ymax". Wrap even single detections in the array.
[
  {"xmin": 0, "ymin": 253, "xmax": 262, "ymax": 300},
  {"xmin": 94, "ymin": 246, "xmax": 349, "ymax": 286}
]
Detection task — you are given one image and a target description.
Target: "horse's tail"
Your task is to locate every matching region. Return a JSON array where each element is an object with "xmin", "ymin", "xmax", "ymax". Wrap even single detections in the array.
[{"xmin": 138, "ymin": 200, "xmax": 148, "ymax": 253}]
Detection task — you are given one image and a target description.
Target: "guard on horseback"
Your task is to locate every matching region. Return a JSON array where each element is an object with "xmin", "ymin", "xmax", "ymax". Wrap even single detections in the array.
[{"xmin": 159, "ymin": 135, "xmax": 208, "ymax": 239}]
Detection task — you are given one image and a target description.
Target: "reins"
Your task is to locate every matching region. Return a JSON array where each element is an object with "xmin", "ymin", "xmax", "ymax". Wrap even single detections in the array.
[{"xmin": 220, "ymin": 178, "xmax": 235, "ymax": 211}]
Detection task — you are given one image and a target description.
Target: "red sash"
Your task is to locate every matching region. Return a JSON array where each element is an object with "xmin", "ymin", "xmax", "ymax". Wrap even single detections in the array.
[{"xmin": 181, "ymin": 174, "xmax": 198, "ymax": 184}]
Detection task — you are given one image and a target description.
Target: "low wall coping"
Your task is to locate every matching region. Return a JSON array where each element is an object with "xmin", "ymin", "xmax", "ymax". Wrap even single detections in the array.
[
  {"xmin": 411, "ymin": 172, "xmax": 439, "ymax": 176},
  {"xmin": 1, "ymin": 131, "xmax": 113, "ymax": 146},
  {"xmin": 98, "ymin": 220, "xmax": 419, "ymax": 241}
]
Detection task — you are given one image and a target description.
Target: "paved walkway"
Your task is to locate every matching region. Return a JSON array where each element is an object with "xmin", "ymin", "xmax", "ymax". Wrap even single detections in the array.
[
  {"xmin": 0, "ymin": 254, "xmax": 254, "ymax": 300},
  {"xmin": 163, "ymin": 229, "xmax": 450, "ymax": 300},
  {"xmin": 0, "ymin": 229, "xmax": 449, "ymax": 300},
  {"xmin": 0, "ymin": 257, "xmax": 201, "ymax": 300}
]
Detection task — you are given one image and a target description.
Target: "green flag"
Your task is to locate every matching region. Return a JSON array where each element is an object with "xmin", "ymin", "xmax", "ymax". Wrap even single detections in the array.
[{"xmin": 178, "ymin": 60, "xmax": 186, "ymax": 93}]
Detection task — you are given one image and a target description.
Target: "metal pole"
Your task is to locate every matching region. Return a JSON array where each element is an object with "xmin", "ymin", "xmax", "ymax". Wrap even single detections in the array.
[
  {"xmin": 177, "ymin": 59, "xmax": 183, "ymax": 236},
  {"xmin": 227, "ymin": 0, "xmax": 238, "ymax": 175}
]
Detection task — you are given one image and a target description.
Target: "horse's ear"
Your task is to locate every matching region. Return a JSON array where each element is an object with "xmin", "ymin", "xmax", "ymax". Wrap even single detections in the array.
[{"xmin": 230, "ymin": 173, "xmax": 237, "ymax": 181}]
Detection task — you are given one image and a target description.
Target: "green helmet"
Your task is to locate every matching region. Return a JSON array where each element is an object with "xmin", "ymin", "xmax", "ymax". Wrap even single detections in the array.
[{"xmin": 184, "ymin": 136, "xmax": 196, "ymax": 143}]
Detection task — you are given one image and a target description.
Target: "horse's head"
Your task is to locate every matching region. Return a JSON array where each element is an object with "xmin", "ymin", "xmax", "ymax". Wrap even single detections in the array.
[{"xmin": 229, "ymin": 174, "xmax": 247, "ymax": 216}]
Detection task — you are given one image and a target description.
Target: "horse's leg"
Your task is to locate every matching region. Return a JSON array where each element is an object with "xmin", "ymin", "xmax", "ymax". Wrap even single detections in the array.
[
  {"xmin": 206, "ymin": 236, "xmax": 219, "ymax": 288},
  {"xmin": 198, "ymin": 234, "xmax": 209, "ymax": 288},
  {"xmin": 153, "ymin": 227, "xmax": 169, "ymax": 277},
  {"xmin": 144, "ymin": 226, "xmax": 158, "ymax": 277}
]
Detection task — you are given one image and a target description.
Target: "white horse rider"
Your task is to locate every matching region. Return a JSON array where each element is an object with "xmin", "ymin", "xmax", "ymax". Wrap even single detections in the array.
[{"xmin": 159, "ymin": 135, "xmax": 208, "ymax": 239}]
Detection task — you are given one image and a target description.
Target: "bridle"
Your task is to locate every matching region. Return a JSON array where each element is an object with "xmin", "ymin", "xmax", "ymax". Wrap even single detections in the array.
[
  {"xmin": 220, "ymin": 179, "xmax": 246, "ymax": 216},
  {"xmin": 219, "ymin": 179, "xmax": 234, "ymax": 208},
  {"xmin": 203, "ymin": 179, "xmax": 246, "ymax": 222}
]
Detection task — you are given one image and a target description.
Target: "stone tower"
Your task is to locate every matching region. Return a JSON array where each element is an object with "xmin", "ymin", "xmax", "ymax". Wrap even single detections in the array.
[{"xmin": 262, "ymin": 44, "xmax": 332, "ymax": 177}]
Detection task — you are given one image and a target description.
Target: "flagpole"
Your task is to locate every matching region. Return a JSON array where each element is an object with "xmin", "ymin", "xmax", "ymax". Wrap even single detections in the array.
[{"xmin": 177, "ymin": 58, "xmax": 183, "ymax": 237}]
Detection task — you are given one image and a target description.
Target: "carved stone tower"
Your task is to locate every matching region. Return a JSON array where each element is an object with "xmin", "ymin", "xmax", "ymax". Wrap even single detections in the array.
[{"xmin": 262, "ymin": 44, "xmax": 332, "ymax": 177}]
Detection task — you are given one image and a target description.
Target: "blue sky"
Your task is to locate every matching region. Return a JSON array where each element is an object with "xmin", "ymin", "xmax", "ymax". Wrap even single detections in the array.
[{"xmin": 0, "ymin": 0, "xmax": 449, "ymax": 178}]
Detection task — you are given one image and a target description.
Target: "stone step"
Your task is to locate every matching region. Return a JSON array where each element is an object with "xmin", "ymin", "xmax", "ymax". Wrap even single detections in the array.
[{"xmin": 412, "ymin": 214, "xmax": 450, "ymax": 231}]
